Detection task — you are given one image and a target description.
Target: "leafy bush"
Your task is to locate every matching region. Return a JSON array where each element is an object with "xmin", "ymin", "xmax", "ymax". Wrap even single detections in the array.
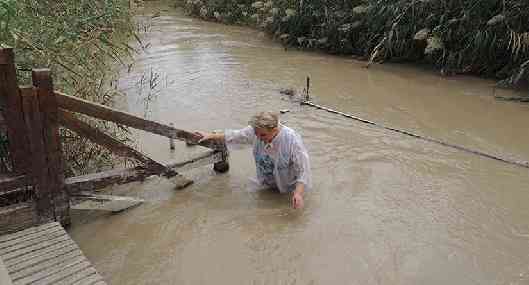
[{"xmin": 1, "ymin": 0, "xmax": 137, "ymax": 176}]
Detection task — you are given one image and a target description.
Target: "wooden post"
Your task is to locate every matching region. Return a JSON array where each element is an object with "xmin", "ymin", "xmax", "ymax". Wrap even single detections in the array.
[
  {"xmin": 20, "ymin": 87, "xmax": 53, "ymax": 223},
  {"xmin": 31, "ymin": 70, "xmax": 69, "ymax": 226},
  {"xmin": 169, "ymin": 123, "xmax": 175, "ymax": 150},
  {"xmin": 0, "ymin": 48, "xmax": 29, "ymax": 174}
]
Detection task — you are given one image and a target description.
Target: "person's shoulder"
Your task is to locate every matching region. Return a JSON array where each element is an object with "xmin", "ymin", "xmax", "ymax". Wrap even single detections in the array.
[
  {"xmin": 280, "ymin": 125, "xmax": 303, "ymax": 141},
  {"xmin": 280, "ymin": 125, "xmax": 296, "ymax": 135}
]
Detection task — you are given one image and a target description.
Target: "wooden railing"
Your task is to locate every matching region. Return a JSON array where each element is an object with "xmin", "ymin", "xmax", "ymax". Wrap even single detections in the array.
[{"xmin": 0, "ymin": 47, "xmax": 229, "ymax": 234}]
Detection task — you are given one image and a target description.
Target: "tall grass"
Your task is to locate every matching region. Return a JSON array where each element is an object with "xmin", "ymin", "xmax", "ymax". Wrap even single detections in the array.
[
  {"xmin": 184, "ymin": 0, "xmax": 529, "ymax": 89},
  {"xmin": 0, "ymin": 0, "xmax": 138, "ymax": 176}
]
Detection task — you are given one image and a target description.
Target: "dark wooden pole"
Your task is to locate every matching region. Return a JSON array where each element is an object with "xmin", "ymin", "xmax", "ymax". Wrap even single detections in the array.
[
  {"xmin": 31, "ymin": 70, "xmax": 69, "ymax": 225},
  {"xmin": 0, "ymin": 47, "xmax": 29, "ymax": 174}
]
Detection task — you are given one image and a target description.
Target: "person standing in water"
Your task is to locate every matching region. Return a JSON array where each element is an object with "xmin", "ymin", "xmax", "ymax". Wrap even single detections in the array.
[{"xmin": 195, "ymin": 111, "xmax": 311, "ymax": 209}]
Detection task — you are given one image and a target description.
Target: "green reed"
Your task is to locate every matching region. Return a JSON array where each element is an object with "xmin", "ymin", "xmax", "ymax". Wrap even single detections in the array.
[{"xmin": 1, "ymin": 0, "xmax": 139, "ymax": 176}]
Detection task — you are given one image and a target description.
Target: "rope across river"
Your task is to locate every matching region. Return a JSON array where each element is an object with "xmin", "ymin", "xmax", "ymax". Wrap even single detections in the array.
[{"xmin": 300, "ymin": 100, "xmax": 529, "ymax": 169}]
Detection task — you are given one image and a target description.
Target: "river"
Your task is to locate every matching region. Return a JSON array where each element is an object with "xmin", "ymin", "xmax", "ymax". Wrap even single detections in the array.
[{"xmin": 68, "ymin": 1, "xmax": 529, "ymax": 284}]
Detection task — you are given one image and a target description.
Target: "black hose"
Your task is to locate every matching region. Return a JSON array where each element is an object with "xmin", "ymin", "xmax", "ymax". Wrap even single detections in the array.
[{"xmin": 301, "ymin": 101, "xmax": 529, "ymax": 169}]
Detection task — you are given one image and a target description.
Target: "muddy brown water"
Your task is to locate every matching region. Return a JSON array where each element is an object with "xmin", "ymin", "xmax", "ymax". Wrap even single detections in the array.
[{"xmin": 68, "ymin": 2, "xmax": 529, "ymax": 284}]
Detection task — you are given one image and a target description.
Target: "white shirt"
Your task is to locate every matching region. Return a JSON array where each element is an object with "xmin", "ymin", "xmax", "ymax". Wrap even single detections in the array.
[{"xmin": 225, "ymin": 124, "xmax": 312, "ymax": 193}]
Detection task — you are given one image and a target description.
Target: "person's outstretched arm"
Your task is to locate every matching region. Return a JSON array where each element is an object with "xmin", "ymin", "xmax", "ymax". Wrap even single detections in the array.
[
  {"xmin": 196, "ymin": 126, "xmax": 256, "ymax": 148},
  {"xmin": 195, "ymin": 131, "xmax": 225, "ymax": 143}
]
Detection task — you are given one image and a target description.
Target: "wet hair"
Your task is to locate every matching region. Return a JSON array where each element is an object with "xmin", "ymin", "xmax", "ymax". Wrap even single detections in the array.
[{"xmin": 249, "ymin": 111, "xmax": 279, "ymax": 130}]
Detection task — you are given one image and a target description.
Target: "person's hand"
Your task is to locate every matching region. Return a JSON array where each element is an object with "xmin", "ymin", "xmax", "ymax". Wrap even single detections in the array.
[
  {"xmin": 291, "ymin": 191, "xmax": 304, "ymax": 209},
  {"xmin": 193, "ymin": 131, "xmax": 211, "ymax": 143}
]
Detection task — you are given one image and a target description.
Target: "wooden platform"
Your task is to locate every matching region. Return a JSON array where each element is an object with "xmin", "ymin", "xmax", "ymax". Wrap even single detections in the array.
[{"xmin": 0, "ymin": 222, "xmax": 106, "ymax": 285}]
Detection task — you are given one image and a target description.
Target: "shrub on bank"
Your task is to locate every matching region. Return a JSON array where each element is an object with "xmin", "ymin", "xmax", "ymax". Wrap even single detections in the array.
[{"xmin": 184, "ymin": 0, "xmax": 529, "ymax": 88}]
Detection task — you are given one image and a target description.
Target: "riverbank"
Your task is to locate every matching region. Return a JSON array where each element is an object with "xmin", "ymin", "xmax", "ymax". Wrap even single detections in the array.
[
  {"xmin": 182, "ymin": 0, "xmax": 529, "ymax": 90},
  {"xmin": 0, "ymin": 0, "xmax": 137, "ymax": 175}
]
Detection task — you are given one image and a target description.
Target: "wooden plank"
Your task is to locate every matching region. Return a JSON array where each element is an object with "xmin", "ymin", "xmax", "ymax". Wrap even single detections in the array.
[
  {"xmin": 0, "ymin": 48, "xmax": 29, "ymax": 174},
  {"xmin": 0, "ymin": 203, "xmax": 37, "ymax": 236},
  {"xmin": 0, "ymin": 225, "xmax": 63, "ymax": 252},
  {"xmin": 9, "ymin": 252, "xmax": 84, "ymax": 281},
  {"xmin": 72, "ymin": 272, "xmax": 104, "ymax": 285},
  {"xmin": 0, "ymin": 228, "xmax": 65, "ymax": 255},
  {"xmin": 0, "ymin": 257, "xmax": 14, "ymax": 285},
  {"xmin": 30, "ymin": 261, "xmax": 91, "ymax": 285},
  {"xmin": 53, "ymin": 267, "xmax": 98, "ymax": 285},
  {"xmin": 166, "ymin": 150, "xmax": 223, "ymax": 172},
  {"xmin": 0, "ymin": 175, "xmax": 30, "ymax": 196},
  {"xmin": 33, "ymin": 69, "xmax": 69, "ymax": 226},
  {"xmin": 1, "ymin": 235, "xmax": 71, "ymax": 261},
  {"xmin": 0, "ymin": 222, "xmax": 58, "ymax": 243},
  {"xmin": 5, "ymin": 244, "xmax": 79, "ymax": 272},
  {"xmin": 4, "ymin": 241, "xmax": 76, "ymax": 268},
  {"xmin": 71, "ymin": 193, "xmax": 143, "ymax": 213},
  {"xmin": 13, "ymin": 260, "xmax": 89, "ymax": 285},
  {"xmin": 64, "ymin": 167, "xmax": 150, "ymax": 195},
  {"xmin": 20, "ymin": 87, "xmax": 54, "ymax": 223},
  {"xmin": 64, "ymin": 150, "xmax": 221, "ymax": 194},
  {"xmin": 53, "ymin": 267, "xmax": 101, "ymax": 285},
  {"xmin": 54, "ymin": 91, "xmax": 218, "ymax": 149},
  {"xmin": 0, "ymin": 226, "xmax": 62, "ymax": 250},
  {"xmin": 0, "ymin": 222, "xmax": 107, "ymax": 285},
  {"xmin": 58, "ymin": 110, "xmax": 174, "ymax": 177}
]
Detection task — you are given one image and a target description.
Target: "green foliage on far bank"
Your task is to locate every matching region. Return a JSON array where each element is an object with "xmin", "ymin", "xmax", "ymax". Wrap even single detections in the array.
[
  {"xmin": 184, "ymin": 0, "xmax": 529, "ymax": 88},
  {"xmin": 0, "ymin": 0, "xmax": 137, "ymax": 175}
]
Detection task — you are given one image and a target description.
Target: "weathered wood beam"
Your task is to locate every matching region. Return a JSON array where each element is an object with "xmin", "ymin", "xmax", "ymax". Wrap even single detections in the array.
[
  {"xmin": 71, "ymin": 193, "xmax": 144, "ymax": 213},
  {"xmin": 0, "ymin": 175, "xmax": 30, "ymax": 196},
  {"xmin": 20, "ymin": 87, "xmax": 53, "ymax": 224},
  {"xmin": 58, "ymin": 109, "xmax": 175, "ymax": 177},
  {"xmin": 65, "ymin": 167, "xmax": 148, "ymax": 195},
  {"xmin": 0, "ymin": 48, "xmax": 30, "ymax": 174},
  {"xmin": 54, "ymin": 91, "xmax": 219, "ymax": 149},
  {"xmin": 166, "ymin": 150, "xmax": 222, "ymax": 171},
  {"xmin": 65, "ymin": 150, "xmax": 222, "ymax": 194},
  {"xmin": 0, "ymin": 202, "xmax": 37, "ymax": 235},
  {"xmin": 32, "ymin": 70, "xmax": 69, "ymax": 226}
]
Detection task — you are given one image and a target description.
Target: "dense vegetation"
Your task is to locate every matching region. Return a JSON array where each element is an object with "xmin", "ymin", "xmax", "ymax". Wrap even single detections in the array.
[
  {"xmin": 184, "ymin": 0, "xmax": 529, "ymax": 88},
  {"xmin": 0, "ymin": 0, "xmax": 137, "ymax": 175}
]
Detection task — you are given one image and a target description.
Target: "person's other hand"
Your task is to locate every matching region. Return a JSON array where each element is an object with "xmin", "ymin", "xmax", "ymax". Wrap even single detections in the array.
[{"xmin": 292, "ymin": 192, "xmax": 304, "ymax": 209}]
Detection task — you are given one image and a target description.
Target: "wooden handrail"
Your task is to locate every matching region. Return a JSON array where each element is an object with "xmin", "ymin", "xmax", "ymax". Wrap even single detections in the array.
[
  {"xmin": 0, "ymin": 175, "xmax": 30, "ymax": 196},
  {"xmin": 58, "ymin": 110, "xmax": 176, "ymax": 177},
  {"xmin": 54, "ymin": 91, "xmax": 219, "ymax": 149},
  {"xmin": 65, "ymin": 150, "xmax": 222, "ymax": 194}
]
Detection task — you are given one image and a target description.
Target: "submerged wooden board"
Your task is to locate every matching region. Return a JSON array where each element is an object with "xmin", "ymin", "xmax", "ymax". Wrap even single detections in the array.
[
  {"xmin": 0, "ymin": 222, "xmax": 106, "ymax": 285},
  {"xmin": 65, "ymin": 150, "xmax": 222, "ymax": 194},
  {"xmin": 71, "ymin": 194, "xmax": 144, "ymax": 213}
]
